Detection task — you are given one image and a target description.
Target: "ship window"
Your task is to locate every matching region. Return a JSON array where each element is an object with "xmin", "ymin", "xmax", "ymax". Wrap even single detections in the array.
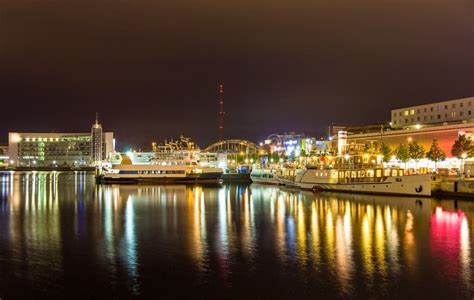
[
  {"xmin": 367, "ymin": 170, "xmax": 374, "ymax": 177},
  {"xmin": 351, "ymin": 171, "xmax": 357, "ymax": 178},
  {"xmin": 384, "ymin": 169, "xmax": 390, "ymax": 176},
  {"xmin": 392, "ymin": 170, "xmax": 398, "ymax": 177},
  {"xmin": 376, "ymin": 170, "xmax": 382, "ymax": 177},
  {"xmin": 398, "ymin": 170, "xmax": 404, "ymax": 176}
]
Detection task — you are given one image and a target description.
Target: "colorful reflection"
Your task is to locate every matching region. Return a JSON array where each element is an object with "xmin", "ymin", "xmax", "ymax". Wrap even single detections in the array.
[
  {"xmin": 0, "ymin": 173, "xmax": 472, "ymax": 298},
  {"xmin": 431, "ymin": 206, "xmax": 471, "ymax": 291}
]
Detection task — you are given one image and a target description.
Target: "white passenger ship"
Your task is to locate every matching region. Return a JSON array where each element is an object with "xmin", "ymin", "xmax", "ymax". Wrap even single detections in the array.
[
  {"xmin": 293, "ymin": 167, "xmax": 431, "ymax": 197},
  {"xmin": 98, "ymin": 136, "xmax": 223, "ymax": 184},
  {"xmin": 98, "ymin": 164, "xmax": 223, "ymax": 184}
]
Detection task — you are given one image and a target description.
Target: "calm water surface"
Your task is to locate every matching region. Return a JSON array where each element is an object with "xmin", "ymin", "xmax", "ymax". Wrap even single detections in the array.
[{"xmin": 0, "ymin": 172, "xmax": 472, "ymax": 299}]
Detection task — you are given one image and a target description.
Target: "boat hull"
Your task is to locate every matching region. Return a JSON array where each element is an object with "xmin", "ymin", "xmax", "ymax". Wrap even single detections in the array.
[{"xmin": 97, "ymin": 172, "xmax": 223, "ymax": 184}]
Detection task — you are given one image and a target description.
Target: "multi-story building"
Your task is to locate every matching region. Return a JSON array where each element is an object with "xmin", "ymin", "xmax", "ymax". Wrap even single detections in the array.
[
  {"xmin": 264, "ymin": 132, "xmax": 328, "ymax": 156},
  {"xmin": 8, "ymin": 120, "xmax": 114, "ymax": 167},
  {"xmin": 391, "ymin": 96, "xmax": 474, "ymax": 128}
]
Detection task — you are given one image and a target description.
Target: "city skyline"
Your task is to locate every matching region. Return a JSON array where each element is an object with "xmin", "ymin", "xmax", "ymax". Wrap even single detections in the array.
[{"xmin": 1, "ymin": 0, "xmax": 472, "ymax": 147}]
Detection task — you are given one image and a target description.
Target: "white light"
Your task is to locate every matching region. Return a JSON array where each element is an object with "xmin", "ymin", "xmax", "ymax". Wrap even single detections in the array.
[{"xmin": 415, "ymin": 124, "xmax": 421, "ymax": 129}]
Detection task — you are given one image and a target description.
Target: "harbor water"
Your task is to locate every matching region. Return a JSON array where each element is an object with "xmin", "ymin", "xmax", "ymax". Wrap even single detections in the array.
[{"xmin": 0, "ymin": 172, "xmax": 472, "ymax": 298}]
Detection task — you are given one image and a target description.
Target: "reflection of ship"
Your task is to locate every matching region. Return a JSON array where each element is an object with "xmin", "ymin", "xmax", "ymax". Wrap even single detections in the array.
[
  {"xmin": 250, "ymin": 168, "xmax": 280, "ymax": 185},
  {"xmin": 98, "ymin": 136, "xmax": 223, "ymax": 184}
]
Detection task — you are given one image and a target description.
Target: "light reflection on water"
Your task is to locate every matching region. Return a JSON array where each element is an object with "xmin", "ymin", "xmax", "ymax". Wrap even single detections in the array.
[{"xmin": 0, "ymin": 172, "xmax": 472, "ymax": 298}]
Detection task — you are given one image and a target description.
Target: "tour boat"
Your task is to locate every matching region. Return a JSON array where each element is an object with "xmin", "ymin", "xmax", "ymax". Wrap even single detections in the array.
[
  {"xmin": 292, "ymin": 167, "xmax": 432, "ymax": 197},
  {"xmin": 250, "ymin": 168, "xmax": 280, "ymax": 185},
  {"xmin": 97, "ymin": 164, "xmax": 223, "ymax": 184},
  {"xmin": 97, "ymin": 136, "xmax": 223, "ymax": 184}
]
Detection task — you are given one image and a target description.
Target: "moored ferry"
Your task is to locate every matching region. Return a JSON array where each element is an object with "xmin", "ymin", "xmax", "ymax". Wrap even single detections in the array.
[
  {"xmin": 293, "ymin": 167, "xmax": 431, "ymax": 197},
  {"xmin": 97, "ymin": 164, "xmax": 223, "ymax": 184},
  {"xmin": 97, "ymin": 136, "xmax": 223, "ymax": 184}
]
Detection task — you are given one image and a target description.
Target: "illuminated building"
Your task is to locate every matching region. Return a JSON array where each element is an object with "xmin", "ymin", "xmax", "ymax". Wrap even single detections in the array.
[
  {"xmin": 91, "ymin": 114, "xmax": 104, "ymax": 165},
  {"xmin": 391, "ymin": 96, "xmax": 474, "ymax": 128},
  {"xmin": 0, "ymin": 145, "xmax": 8, "ymax": 166},
  {"xmin": 263, "ymin": 133, "xmax": 328, "ymax": 157},
  {"xmin": 8, "ymin": 119, "xmax": 114, "ymax": 167}
]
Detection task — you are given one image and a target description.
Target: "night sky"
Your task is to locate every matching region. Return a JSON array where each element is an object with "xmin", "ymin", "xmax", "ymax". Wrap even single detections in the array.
[{"xmin": 0, "ymin": 0, "xmax": 472, "ymax": 149}]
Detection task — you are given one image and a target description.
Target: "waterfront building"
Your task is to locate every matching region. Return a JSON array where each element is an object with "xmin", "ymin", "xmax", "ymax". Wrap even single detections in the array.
[
  {"xmin": 8, "ymin": 120, "xmax": 114, "ymax": 167},
  {"xmin": 0, "ymin": 145, "xmax": 8, "ymax": 166},
  {"xmin": 91, "ymin": 115, "xmax": 104, "ymax": 165},
  {"xmin": 263, "ymin": 132, "xmax": 328, "ymax": 157},
  {"xmin": 332, "ymin": 122, "xmax": 474, "ymax": 158},
  {"xmin": 391, "ymin": 96, "xmax": 474, "ymax": 128}
]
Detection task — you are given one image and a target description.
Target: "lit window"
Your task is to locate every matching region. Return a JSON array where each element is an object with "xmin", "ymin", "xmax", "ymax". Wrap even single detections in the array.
[
  {"xmin": 410, "ymin": 109, "xmax": 415, "ymax": 115},
  {"xmin": 404, "ymin": 111, "xmax": 409, "ymax": 116}
]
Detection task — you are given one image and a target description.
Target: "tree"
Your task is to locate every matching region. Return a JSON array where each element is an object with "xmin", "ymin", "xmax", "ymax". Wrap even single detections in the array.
[
  {"xmin": 408, "ymin": 141, "xmax": 426, "ymax": 161},
  {"xmin": 426, "ymin": 139, "xmax": 446, "ymax": 168},
  {"xmin": 379, "ymin": 143, "xmax": 392, "ymax": 163},
  {"xmin": 394, "ymin": 144, "xmax": 409, "ymax": 164},
  {"xmin": 451, "ymin": 134, "xmax": 473, "ymax": 159}
]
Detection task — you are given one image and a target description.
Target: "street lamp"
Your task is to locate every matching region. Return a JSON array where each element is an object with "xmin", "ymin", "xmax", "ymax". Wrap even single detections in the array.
[{"xmin": 461, "ymin": 152, "xmax": 468, "ymax": 177}]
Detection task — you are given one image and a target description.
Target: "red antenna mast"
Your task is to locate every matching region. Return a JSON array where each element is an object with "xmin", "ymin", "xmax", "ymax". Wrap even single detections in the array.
[{"xmin": 218, "ymin": 84, "xmax": 225, "ymax": 141}]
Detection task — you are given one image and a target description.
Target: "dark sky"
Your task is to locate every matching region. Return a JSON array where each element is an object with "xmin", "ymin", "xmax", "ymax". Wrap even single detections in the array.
[{"xmin": 1, "ymin": 0, "xmax": 473, "ymax": 149}]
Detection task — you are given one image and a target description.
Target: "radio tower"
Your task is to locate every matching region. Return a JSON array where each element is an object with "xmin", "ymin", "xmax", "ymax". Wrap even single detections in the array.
[{"xmin": 218, "ymin": 84, "xmax": 225, "ymax": 141}]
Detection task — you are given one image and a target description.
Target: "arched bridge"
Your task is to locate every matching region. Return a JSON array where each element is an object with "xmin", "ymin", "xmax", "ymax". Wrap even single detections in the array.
[{"xmin": 204, "ymin": 139, "xmax": 259, "ymax": 154}]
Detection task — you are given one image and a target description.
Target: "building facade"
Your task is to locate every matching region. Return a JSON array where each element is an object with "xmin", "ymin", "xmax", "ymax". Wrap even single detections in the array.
[
  {"xmin": 332, "ymin": 122, "xmax": 474, "ymax": 158},
  {"xmin": 264, "ymin": 132, "xmax": 328, "ymax": 157},
  {"xmin": 91, "ymin": 116, "xmax": 104, "ymax": 165},
  {"xmin": 8, "ymin": 132, "xmax": 114, "ymax": 167},
  {"xmin": 391, "ymin": 96, "xmax": 474, "ymax": 128}
]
